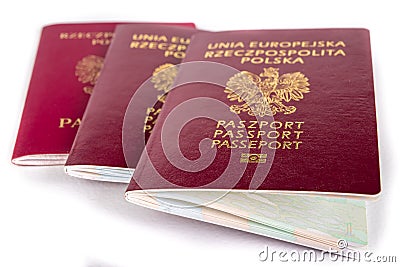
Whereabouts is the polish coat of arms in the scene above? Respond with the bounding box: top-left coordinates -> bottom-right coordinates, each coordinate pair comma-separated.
75,55 -> 104,94
224,67 -> 310,116
150,63 -> 178,93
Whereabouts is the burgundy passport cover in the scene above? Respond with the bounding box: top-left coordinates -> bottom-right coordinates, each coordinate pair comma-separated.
12,22 -> 195,165
128,29 -> 381,196
65,24 -> 199,174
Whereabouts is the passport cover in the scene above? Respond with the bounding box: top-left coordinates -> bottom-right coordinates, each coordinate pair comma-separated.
125,28 -> 379,251
12,22 -> 195,166
65,24 -> 199,182
127,28 -> 381,196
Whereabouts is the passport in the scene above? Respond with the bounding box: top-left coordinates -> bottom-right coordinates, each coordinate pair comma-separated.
12,22 -> 195,166
125,29 -> 380,251
65,24 -> 200,182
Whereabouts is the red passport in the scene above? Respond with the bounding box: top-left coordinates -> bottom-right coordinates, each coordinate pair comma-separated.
12,22 -> 195,166
125,29 -> 380,251
65,24 -> 200,182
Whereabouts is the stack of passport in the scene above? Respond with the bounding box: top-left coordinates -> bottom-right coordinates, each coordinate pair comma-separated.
12,22 -> 381,252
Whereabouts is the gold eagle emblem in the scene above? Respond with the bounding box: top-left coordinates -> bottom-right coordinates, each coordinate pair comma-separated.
150,63 -> 178,93
75,55 -> 104,94
224,67 -> 310,116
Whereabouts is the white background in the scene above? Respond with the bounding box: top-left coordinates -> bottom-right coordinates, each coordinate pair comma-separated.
1,0 -> 399,266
